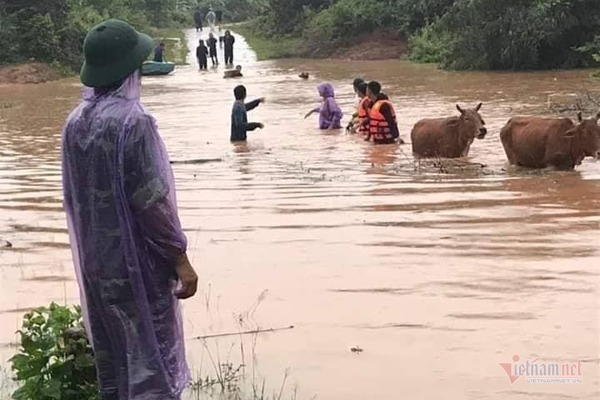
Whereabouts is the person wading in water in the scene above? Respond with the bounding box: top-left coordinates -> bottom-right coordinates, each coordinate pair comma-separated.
207,33 -> 219,66
61,19 -> 198,399
223,30 -> 235,66
193,9 -> 203,32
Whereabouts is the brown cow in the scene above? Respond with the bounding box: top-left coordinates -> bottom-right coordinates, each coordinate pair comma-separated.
411,103 -> 487,158
500,112 -> 600,170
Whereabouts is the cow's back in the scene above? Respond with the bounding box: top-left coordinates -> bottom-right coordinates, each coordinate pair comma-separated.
500,117 -> 574,168
411,117 -> 461,158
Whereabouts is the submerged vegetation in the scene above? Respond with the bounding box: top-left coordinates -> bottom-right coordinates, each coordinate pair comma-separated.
245,0 -> 600,70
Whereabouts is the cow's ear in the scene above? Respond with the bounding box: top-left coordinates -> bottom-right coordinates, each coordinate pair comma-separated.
475,102 -> 482,111
456,105 -> 465,115
577,112 -> 583,123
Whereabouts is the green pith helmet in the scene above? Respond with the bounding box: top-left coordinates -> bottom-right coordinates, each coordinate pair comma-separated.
80,19 -> 154,88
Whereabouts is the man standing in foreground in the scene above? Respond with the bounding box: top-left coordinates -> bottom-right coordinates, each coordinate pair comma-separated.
61,19 -> 198,399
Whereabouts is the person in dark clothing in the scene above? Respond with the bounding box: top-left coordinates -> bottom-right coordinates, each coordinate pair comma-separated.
223,30 -> 235,66
196,39 -> 208,70
193,10 -> 203,32
153,43 -> 165,62
207,33 -> 218,66
364,81 -> 403,144
231,85 -> 265,142
216,10 -> 223,27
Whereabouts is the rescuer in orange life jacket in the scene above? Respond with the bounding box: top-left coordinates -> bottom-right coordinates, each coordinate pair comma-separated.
362,81 -> 404,144
351,82 -> 372,136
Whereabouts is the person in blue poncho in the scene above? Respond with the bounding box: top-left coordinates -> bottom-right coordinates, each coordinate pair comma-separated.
61,19 -> 198,400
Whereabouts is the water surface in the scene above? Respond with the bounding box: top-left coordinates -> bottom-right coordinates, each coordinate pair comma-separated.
0,30 -> 598,399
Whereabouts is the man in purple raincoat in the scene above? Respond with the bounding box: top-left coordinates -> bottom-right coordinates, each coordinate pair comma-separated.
61,20 -> 198,400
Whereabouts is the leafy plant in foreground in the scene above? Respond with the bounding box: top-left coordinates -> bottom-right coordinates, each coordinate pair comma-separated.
10,303 -> 99,400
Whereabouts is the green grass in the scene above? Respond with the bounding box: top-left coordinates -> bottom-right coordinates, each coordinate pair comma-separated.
230,22 -> 305,60
149,27 -> 189,65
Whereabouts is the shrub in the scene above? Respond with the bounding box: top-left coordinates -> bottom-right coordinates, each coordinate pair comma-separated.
409,23 -> 449,64
10,303 -> 99,400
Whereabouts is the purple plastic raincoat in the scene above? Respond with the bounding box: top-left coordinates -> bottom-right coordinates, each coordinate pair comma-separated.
312,83 -> 343,129
61,71 -> 190,400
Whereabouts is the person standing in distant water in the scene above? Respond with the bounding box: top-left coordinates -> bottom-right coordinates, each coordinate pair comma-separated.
231,85 -> 265,142
207,33 -> 218,66
216,10 -> 223,28
153,42 -> 165,62
206,8 -> 216,31
223,30 -> 235,66
196,39 -> 208,70
193,9 -> 203,32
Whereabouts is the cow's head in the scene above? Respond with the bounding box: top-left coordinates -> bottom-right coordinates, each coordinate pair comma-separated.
456,103 -> 487,140
565,111 -> 600,158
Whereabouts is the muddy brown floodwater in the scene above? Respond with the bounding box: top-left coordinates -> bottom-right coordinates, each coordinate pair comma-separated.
0,30 -> 599,399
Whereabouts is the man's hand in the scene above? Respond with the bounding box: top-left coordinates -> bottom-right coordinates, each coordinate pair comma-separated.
174,254 -> 198,300
259,97 -> 266,103
258,123 -> 265,129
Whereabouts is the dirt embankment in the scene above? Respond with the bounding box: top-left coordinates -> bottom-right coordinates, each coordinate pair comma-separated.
0,63 -> 61,85
330,32 -> 408,61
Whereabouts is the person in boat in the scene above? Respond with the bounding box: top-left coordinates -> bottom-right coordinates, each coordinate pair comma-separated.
350,82 -> 372,136
193,9 -> 203,32
223,30 -> 235,66
363,81 -> 403,144
224,65 -> 243,78
231,85 -> 265,142
304,82 -> 343,130
196,39 -> 208,70
61,19 -> 198,400
153,42 -> 165,62
207,33 -> 219,66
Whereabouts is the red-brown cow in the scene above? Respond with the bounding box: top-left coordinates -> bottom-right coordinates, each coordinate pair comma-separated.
411,103 -> 487,158
500,112 -> 600,170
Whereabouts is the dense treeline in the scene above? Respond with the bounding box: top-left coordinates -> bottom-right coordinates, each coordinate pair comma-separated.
252,0 -> 600,70
0,0 -> 215,71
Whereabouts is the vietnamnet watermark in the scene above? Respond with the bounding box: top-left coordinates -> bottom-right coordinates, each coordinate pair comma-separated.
499,355 -> 583,384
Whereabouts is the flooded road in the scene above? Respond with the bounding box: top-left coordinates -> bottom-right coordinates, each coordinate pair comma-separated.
1,29 -> 599,399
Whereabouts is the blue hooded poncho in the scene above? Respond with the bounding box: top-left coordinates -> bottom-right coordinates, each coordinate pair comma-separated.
311,82 -> 343,130
61,71 -> 190,400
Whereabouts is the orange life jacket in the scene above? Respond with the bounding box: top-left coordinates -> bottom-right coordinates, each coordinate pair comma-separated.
357,96 -> 371,135
369,99 -> 398,141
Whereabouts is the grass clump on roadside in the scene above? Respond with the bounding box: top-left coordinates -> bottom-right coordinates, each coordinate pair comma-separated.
10,304 -> 100,400
231,22 -> 305,60
7,296 -> 302,400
